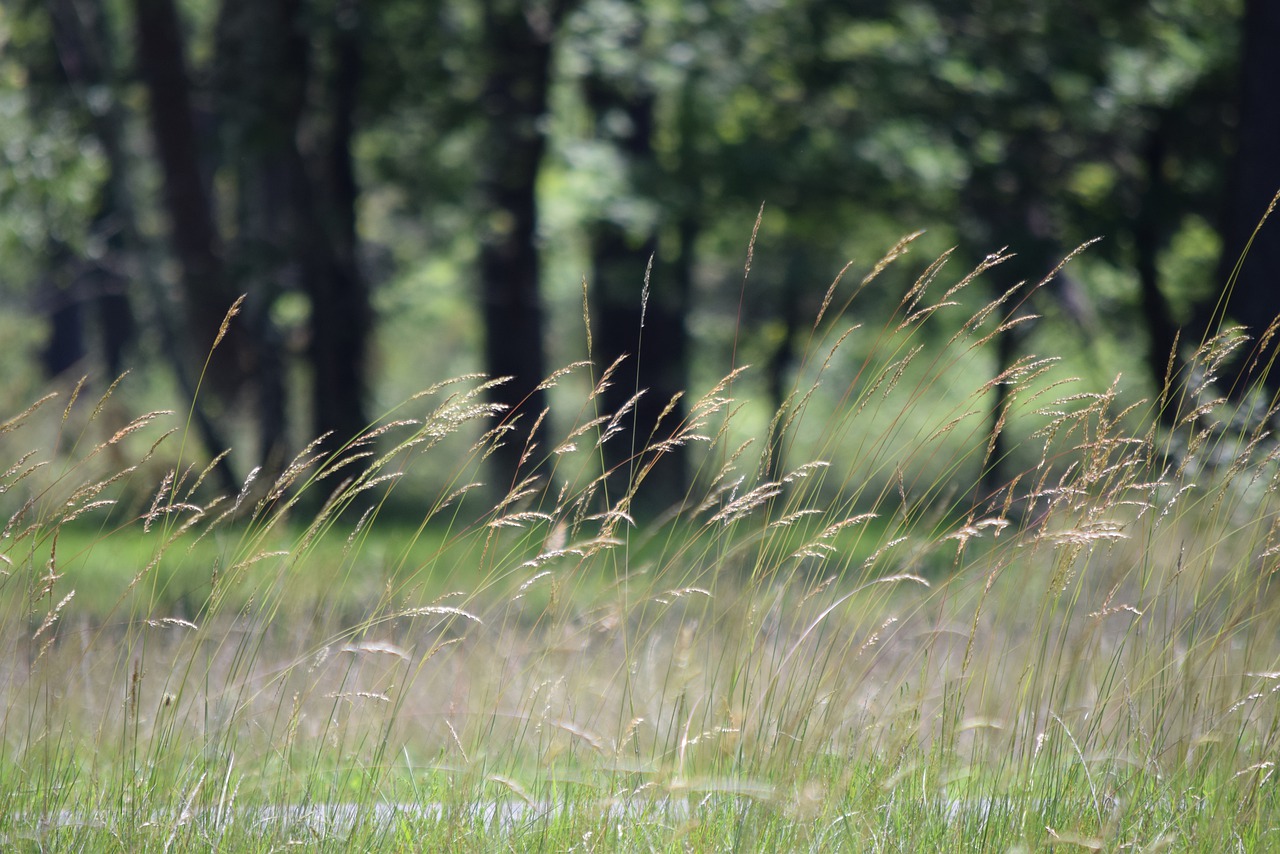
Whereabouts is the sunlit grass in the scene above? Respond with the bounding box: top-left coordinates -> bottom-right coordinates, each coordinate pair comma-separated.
3,238 -> 1280,851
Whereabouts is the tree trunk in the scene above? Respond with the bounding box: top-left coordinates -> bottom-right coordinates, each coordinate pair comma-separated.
212,0 -> 372,467
213,0 -> 316,472
38,243 -> 86,377
1133,116 -> 1180,413
584,74 -> 689,516
1215,0 -> 1280,397
304,0 -> 372,454
132,0 -> 248,387
44,0 -> 135,379
475,0 -> 572,489
51,0 -> 240,494
762,248 -> 809,483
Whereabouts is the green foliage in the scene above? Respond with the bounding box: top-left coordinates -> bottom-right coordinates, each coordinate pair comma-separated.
0,10 -> 108,292
0,0 -> 1255,500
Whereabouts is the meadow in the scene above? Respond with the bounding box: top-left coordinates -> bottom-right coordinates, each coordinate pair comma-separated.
3,237 -> 1280,852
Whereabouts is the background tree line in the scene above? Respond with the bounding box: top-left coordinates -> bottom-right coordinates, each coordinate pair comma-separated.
0,0 -> 1275,511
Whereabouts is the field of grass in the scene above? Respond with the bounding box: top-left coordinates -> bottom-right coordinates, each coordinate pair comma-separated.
4,239 -> 1280,851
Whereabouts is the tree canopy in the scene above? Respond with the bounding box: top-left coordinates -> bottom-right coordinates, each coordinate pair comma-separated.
0,0 -> 1263,510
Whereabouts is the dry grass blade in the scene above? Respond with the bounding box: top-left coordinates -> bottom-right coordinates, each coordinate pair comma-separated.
0,393 -> 58,436
212,294 -> 246,350
5,230 -> 1280,851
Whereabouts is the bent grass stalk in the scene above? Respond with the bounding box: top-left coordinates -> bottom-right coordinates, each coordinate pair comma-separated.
1,241 -> 1279,849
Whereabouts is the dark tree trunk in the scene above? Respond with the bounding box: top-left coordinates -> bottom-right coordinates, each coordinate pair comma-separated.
212,0 -> 371,466
762,249 -> 809,483
304,0 -> 372,453
93,266 -> 134,377
132,0 -> 248,385
980,321 -> 1019,505
42,0 -> 99,378
45,0 -> 243,493
589,224 -> 692,514
1215,0 -> 1280,397
211,0 -> 305,470
132,0 -> 296,492
584,76 -> 690,515
1133,116 -> 1180,413
475,0 -> 573,490
39,244 -> 86,377
45,0 -> 136,379
961,153 -> 1061,507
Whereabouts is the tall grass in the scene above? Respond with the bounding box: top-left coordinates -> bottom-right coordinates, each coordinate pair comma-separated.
3,238 -> 1280,851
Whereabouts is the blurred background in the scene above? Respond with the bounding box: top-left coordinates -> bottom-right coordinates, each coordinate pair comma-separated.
0,0 -> 1275,509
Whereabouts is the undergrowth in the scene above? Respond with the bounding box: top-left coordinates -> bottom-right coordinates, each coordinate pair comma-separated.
3,234 -> 1280,851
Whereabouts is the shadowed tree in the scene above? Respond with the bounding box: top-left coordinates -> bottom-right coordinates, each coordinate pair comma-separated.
574,3 -> 691,516
133,0 -> 373,482
129,0 -> 262,491
475,0 -> 576,489
1214,0 -> 1280,399
212,0 -> 372,466
306,0 -> 374,456
41,0 -> 136,380
132,0 -> 250,387
19,0 -> 238,491
211,0 -> 303,472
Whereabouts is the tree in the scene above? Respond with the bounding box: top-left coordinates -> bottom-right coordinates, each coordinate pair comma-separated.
40,0 -> 135,381
132,0 -> 374,481
474,0 -> 576,489
132,0 -> 248,386
1214,0 -> 1280,398
209,0 -> 303,471
306,0 -> 373,456
811,0 -> 1241,498
211,0 -> 372,465
131,0 -> 274,494
3,0 -> 1250,515
569,0 -> 692,514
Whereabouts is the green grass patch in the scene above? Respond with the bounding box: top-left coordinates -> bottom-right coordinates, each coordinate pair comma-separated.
3,241 -> 1280,850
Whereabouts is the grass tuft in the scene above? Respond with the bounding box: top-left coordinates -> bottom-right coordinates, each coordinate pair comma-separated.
3,239 -> 1280,850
